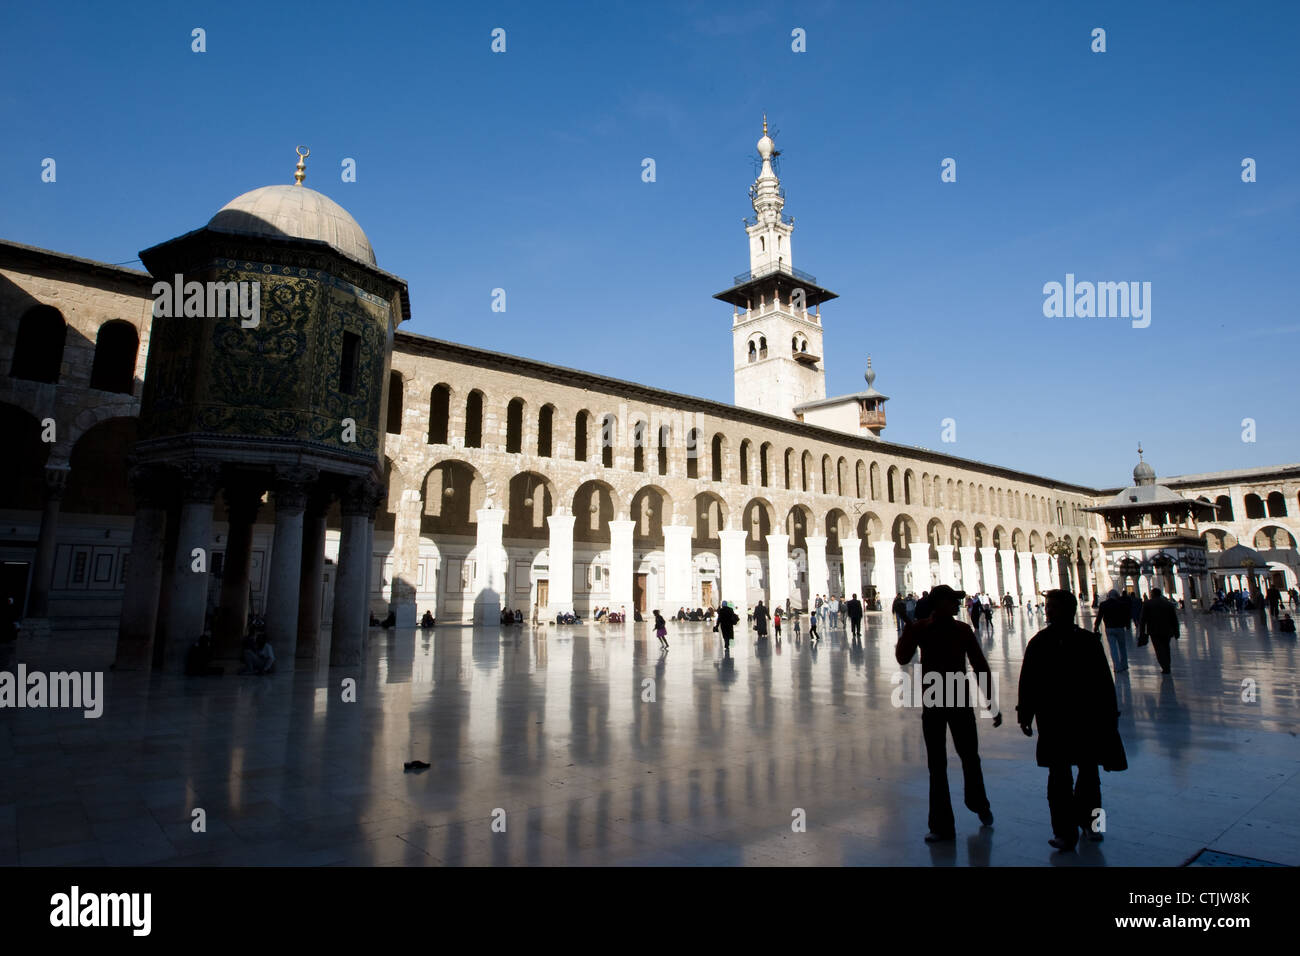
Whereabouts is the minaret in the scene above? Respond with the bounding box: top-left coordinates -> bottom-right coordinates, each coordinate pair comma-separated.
858,356 -> 889,438
716,119 -> 838,420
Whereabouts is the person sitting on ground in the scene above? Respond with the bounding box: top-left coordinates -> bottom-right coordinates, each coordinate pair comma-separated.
420,610 -> 435,628
677,607 -> 687,621
185,631 -> 223,676
380,610 -> 396,629
1279,612 -> 1295,633
500,606 -> 513,625
633,608 -> 643,622
239,632 -> 275,675
514,609 -> 523,624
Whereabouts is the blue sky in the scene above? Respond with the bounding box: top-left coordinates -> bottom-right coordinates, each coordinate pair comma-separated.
2,0 -> 1296,488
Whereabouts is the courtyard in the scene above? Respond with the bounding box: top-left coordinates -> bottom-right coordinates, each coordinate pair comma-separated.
0,608 -> 1296,867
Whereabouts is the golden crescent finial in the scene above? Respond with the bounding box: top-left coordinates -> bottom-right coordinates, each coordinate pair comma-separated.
294,145 -> 310,185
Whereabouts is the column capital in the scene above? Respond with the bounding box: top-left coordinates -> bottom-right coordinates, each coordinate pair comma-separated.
176,461 -> 222,504
718,528 -> 749,542
42,464 -> 72,500
765,533 -> 790,547
340,476 -> 384,517
272,467 -> 319,515
872,540 -> 895,556
546,512 -> 577,532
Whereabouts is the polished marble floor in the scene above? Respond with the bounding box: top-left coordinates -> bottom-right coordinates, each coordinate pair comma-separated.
1,608 -> 1297,866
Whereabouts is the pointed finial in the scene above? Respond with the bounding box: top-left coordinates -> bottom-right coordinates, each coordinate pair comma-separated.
865,355 -> 876,387
763,114 -> 768,136
1137,441 -> 1144,461
294,145 -> 310,185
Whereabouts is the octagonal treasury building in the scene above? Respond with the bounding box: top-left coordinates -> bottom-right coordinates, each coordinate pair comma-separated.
3,135 -> 1298,672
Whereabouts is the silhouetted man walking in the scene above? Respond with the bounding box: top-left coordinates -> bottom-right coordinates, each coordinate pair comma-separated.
1018,589 -> 1126,851
714,601 -> 739,653
1138,587 -> 1179,675
895,584 -> 1001,843
845,593 -> 863,640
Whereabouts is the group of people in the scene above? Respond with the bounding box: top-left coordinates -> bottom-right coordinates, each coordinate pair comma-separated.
673,607 -> 715,622
499,607 -> 524,625
896,585 -> 1127,851
594,607 -> 626,623
1092,588 -> 1183,674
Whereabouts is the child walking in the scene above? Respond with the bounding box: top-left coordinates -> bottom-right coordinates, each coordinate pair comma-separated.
653,609 -> 669,648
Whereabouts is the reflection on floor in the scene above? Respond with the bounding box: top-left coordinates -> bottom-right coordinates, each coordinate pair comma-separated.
1,608 -> 1297,866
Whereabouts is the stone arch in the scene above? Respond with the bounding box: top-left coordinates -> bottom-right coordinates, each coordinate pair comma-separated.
759,441 -> 772,487
1266,491 -> 1288,518
10,304 -> 66,384
537,403 -> 555,458
739,438 -> 752,485
505,396 -> 526,453
821,454 -> 832,494
856,459 -> 867,499
631,484 -> 674,544
836,456 -> 848,497
711,432 -> 728,482
1029,530 -> 1043,551
693,491 -> 728,547
800,450 -> 813,493
857,511 -> 883,545
1250,523 -> 1297,550
88,319 -> 138,395
385,369 -> 405,435
1214,494 -> 1234,521
904,469 -> 916,505
573,478 -> 618,542
67,403 -> 136,449
427,383 -> 452,444
949,520 -> 969,548
61,418 -> 136,516
1201,528 -> 1234,551
825,507 -> 849,553
786,503 -> 814,551
0,403 -> 50,510
783,447 -> 794,490
891,513 -> 921,555
921,472 -> 931,507
871,461 -> 882,500
574,409 -> 593,462
421,459 -> 491,534
685,427 -> 701,477
600,413 -> 618,468
972,522 -> 988,550
464,389 -> 485,448
887,465 -> 899,503
1012,527 -> 1027,551
504,470 -> 557,539
743,497 -> 777,551
992,524 -> 1009,550
632,418 -> 650,473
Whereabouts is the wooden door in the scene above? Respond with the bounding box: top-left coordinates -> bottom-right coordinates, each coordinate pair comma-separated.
701,580 -> 714,608
536,580 -> 549,613
634,574 -> 647,613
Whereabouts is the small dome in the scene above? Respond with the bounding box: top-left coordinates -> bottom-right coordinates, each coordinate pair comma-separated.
1133,459 -> 1156,484
208,184 -> 375,266
757,134 -> 774,159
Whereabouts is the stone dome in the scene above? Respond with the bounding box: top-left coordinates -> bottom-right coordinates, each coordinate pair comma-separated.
1133,459 -> 1156,485
207,184 -> 376,266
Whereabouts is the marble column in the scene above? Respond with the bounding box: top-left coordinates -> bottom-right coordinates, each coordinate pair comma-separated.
388,486 -> 422,626
330,478 -> 380,666
547,512 -> 577,616
935,544 -> 956,587
872,541 -> 897,608
296,487 -> 330,659
1034,553 -> 1052,597
161,463 -> 220,672
766,533 -> 790,610
608,518 -> 634,613
979,547 -> 999,597
27,463 -> 71,618
1016,552 -> 1036,606
718,529 -> 747,609
841,535 -> 863,600
114,465 -> 171,670
999,550 -> 1018,602
265,469 -> 314,654
1049,558 -> 1062,590
959,546 -> 979,595
213,479 -> 262,659
662,524 -> 693,606
473,505 -> 505,627
908,543 -> 932,594
806,536 -> 829,603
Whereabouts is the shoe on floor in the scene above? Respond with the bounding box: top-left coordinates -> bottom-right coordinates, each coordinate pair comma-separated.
924,831 -> 955,843
978,809 -> 994,827
1048,838 -> 1077,851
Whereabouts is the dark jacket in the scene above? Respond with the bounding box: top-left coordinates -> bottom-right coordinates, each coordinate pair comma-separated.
1095,595 -> 1132,629
895,615 -> 992,709
1139,596 -> 1180,641
714,605 -> 739,637
845,598 -> 863,621
1017,623 -> 1126,771
754,603 -> 769,635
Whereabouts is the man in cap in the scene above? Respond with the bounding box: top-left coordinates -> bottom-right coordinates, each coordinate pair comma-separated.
895,584 -> 1002,842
